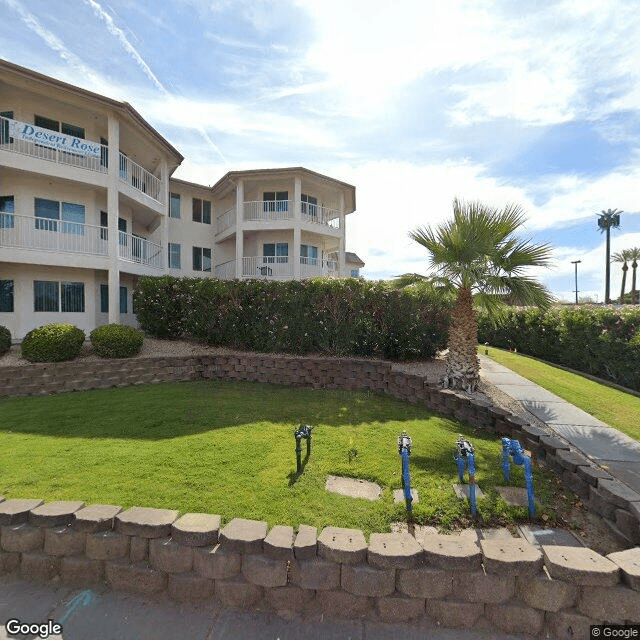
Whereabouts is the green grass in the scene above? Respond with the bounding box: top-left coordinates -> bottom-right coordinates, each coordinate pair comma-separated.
481,346 -> 640,442
0,380 -> 559,535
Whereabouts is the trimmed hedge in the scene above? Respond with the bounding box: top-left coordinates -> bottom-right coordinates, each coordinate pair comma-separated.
0,326 -> 11,355
21,323 -> 85,363
90,324 -> 144,358
133,277 -> 450,361
478,306 -> 640,391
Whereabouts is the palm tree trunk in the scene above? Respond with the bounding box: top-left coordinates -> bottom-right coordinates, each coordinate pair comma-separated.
633,261 -> 638,304
621,263 -> 628,303
444,287 -> 480,392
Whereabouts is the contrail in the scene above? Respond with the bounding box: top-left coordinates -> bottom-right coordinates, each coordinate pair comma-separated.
83,0 -> 228,164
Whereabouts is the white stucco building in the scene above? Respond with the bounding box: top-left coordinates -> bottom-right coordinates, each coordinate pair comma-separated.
0,59 -> 361,339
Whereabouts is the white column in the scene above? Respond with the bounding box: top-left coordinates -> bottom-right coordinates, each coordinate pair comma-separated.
235,180 -> 244,279
293,177 -> 301,221
292,177 -> 302,280
107,113 -> 120,324
338,192 -> 346,277
160,159 -> 169,269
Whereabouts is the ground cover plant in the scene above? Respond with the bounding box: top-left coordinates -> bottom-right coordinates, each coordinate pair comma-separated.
482,346 -> 640,442
0,380 -> 559,534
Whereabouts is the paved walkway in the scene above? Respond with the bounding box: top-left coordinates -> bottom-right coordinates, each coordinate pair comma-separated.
480,355 -> 640,495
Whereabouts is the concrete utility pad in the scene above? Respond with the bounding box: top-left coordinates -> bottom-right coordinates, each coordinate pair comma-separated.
517,524 -> 583,548
495,486 -> 537,508
393,488 -> 419,504
453,484 -> 485,500
520,400 -> 606,427
597,460 -> 640,494
325,475 -> 381,501
550,425 -> 640,463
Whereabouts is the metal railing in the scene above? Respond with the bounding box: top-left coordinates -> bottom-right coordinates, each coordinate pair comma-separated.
118,153 -> 163,204
301,203 -> 341,229
118,231 -> 163,269
300,257 -> 339,278
243,200 -> 293,222
0,212 -> 109,255
1,115 -> 108,173
216,207 -> 236,234
214,260 -> 237,280
243,256 -> 293,278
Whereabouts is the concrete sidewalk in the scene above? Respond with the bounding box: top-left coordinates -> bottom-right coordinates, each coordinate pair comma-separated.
0,574 -> 528,640
480,354 -> 640,495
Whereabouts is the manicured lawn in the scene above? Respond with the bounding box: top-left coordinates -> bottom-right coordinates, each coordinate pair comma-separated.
0,380 -> 558,534
482,346 -> 640,442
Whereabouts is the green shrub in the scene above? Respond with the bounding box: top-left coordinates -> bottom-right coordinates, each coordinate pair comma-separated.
90,324 -> 144,358
0,326 -> 11,355
133,276 -> 450,361
21,323 -> 85,363
479,306 -> 640,390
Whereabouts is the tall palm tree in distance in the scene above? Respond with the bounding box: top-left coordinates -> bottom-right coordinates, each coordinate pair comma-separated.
629,247 -> 640,304
409,198 -> 554,392
612,250 -> 630,303
597,208 -> 622,304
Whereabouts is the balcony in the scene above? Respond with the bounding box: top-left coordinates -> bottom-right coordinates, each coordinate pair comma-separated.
301,203 -> 341,229
0,212 -> 163,270
1,115 -> 107,174
213,256 -> 339,280
118,153 -> 163,205
240,200 -> 340,229
118,231 -> 163,270
216,207 -> 236,235
0,212 -> 108,256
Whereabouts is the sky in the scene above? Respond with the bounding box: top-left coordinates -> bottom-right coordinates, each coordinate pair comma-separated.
2,0 -> 640,301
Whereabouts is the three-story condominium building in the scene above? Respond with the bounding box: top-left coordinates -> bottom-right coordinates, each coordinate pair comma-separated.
0,59 -> 361,339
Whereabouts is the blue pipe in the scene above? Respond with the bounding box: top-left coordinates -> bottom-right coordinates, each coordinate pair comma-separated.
467,451 -> 477,516
401,448 -> 413,513
454,435 -> 477,517
455,456 -> 466,483
501,437 -> 536,518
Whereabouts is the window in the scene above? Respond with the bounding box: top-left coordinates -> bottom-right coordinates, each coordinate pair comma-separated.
120,286 -> 128,314
118,217 -> 127,246
168,243 -> 181,269
100,211 -> 108,240
192,198 -> 211,224
193,246 -> 212,272
0,280 -> 13,313
263,242 -> 288,264
263,191 -> 288,213
300,244 -> 318,264
351,269 -> 360,277
1,111 -> 13,144
34,199 -> 85,234
301,194 -> 318,217
100,137 -> 108,168
34,281 -> 59,312
170,193 -> 181,218
100,284 -> 109,313
61,282 -> 84,312
0,195 -> 14,229
34,115 -> 85,139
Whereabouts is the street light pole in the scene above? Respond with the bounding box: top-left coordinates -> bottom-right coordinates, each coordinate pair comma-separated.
571,260 -> 581,305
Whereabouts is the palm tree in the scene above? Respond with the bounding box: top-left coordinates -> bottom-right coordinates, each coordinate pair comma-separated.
629,247 -> 640,304
409,198 -> 554,392
612,250 -> 630,303
597,209 -> 622,303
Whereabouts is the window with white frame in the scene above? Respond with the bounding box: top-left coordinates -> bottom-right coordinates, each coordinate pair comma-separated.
0,195 -> 14,229
34,199 -> 85,234
192,246 -> 212,272
34,115 -> 85,139
300,244 -> 319,265
168,243 -> 181,269
170,193 -> 181,218
301,194 -> 318,217
192,198 -> 211,224
351,269 -> 360,277
34,281 -> 84,312
263,242 -> 288,263
263,191 -> 288,213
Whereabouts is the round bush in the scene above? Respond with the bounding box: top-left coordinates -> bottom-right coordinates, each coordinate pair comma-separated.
21,323 -> 85,362
0,326 -> 11,355
90,324 -> 144,358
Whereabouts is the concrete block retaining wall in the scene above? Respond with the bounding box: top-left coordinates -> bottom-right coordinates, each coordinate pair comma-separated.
0,353 -> 639,635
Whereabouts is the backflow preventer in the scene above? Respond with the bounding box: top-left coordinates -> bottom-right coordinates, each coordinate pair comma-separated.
454,435 -> 477,516
397,431 -> 413,514
501,437 -> 536,518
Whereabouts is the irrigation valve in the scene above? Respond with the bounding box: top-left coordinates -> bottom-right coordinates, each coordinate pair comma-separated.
397,431 -> 412,456
397,431 -> 414,515
294,424 -> 314,474
501,437 -> 536,519
454,434 -> 478,516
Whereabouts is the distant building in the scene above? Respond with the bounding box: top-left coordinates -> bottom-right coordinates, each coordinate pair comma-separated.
0,59 -> 364,338
345,252 -> 365,278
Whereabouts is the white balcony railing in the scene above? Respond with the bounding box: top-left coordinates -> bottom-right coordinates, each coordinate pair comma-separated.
243,256 -> 293,279
216,207 -> 236,234
0,212 -> 109,256
300,257 -> 339,278
215,260 -> 237,280
301,203 -> 341,229
119,153 -> 163,204
243,200 -> 293,222
118,231 -> 163,269
1,115 -> 108,174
